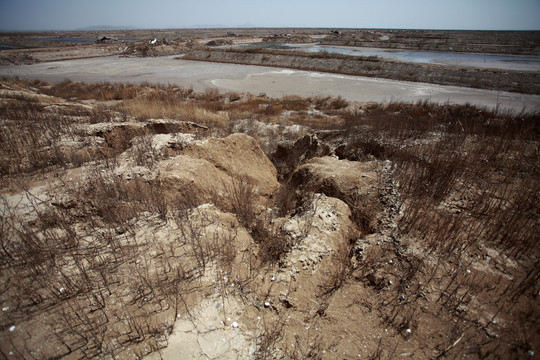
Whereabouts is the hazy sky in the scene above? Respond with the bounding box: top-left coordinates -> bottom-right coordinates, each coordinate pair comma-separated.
0,0 -> 539,31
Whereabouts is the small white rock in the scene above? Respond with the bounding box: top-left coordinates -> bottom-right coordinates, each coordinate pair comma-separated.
405,328 -> 411,334
9,325 -> 15,332
231,322 -> 239,328
264,301 -> 271,308
2,306 -> 9,312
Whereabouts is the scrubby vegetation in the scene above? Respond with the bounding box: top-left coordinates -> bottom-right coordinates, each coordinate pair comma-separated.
0,78 -> 538,359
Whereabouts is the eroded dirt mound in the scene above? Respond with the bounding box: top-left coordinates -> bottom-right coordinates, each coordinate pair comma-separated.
271,133 -> 334,180
292,156 -> 378,199
292,156 -> 382,233
2,79 -> 538,360
184,133 -> 279,197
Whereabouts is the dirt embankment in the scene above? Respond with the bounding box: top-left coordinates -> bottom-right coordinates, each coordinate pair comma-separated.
0,41 -> 189,65
184,49 -> 540,95
322,30 -> 540,56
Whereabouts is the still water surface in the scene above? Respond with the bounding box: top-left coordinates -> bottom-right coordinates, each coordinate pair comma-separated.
237,43 -> 540,72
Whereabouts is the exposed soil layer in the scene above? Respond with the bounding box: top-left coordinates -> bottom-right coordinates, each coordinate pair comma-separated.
184,48 -> 540,95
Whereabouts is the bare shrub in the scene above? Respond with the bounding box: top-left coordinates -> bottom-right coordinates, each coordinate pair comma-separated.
255,316 -> 286,360
319,238 -> 355,297
281,95 -> 309,111
221,175 -> 258,228
132,135 -> 158,168
273,182 -> 298,217
251,215 -> 290,265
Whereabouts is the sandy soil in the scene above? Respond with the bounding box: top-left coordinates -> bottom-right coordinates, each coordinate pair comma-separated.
1,56 -> 538,112
1,78 -> 538,360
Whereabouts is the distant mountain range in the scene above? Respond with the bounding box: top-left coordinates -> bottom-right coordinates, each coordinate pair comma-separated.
76,23 -> 258,31
75,25 -> 137,31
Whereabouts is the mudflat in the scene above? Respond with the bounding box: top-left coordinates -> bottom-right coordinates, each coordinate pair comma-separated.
1,28 -> 539,112
2,56 -> 539,112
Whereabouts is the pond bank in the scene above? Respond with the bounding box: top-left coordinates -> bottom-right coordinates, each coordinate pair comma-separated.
1,56 -> 538,112
184,49 -> 540,95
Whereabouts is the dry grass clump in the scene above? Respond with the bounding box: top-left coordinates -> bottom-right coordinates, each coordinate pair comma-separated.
0,89 -> 105,175
332,100 -> 540,357
0,186 -> 177,358
0,167 -> 242,358
214,175 -> 291,265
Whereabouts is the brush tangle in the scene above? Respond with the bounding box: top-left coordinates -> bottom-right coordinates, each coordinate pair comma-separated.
0,78 -> 538,359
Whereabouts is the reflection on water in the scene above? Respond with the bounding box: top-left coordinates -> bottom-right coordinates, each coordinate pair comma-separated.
0,45 -> 24,50
236,43 -> 540,72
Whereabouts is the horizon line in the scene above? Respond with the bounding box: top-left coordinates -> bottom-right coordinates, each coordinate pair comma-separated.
1,26 -> 540,33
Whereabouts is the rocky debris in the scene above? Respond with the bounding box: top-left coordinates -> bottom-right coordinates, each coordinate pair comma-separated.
151,133 -> 195,151
147,38 -> 174,46
231,119 -> 308,155
376,160 -> 402,239
321,29 -> 540,56
279,194 -> 353,279
206,39 -> 233,47
232,119 -> 307,139
119,40 -> 187,57
81,119 -> 205,152
271,134 -> 333,180
263,193 -> 356,320
95,129 -> 197,181
96,36 -> 118,43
